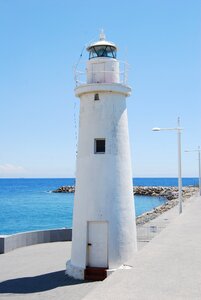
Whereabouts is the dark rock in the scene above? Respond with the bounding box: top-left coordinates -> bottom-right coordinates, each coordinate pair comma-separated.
52,186 -> 75,193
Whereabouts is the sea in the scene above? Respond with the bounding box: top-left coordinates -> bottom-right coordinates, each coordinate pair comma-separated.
0,178 -> 198,235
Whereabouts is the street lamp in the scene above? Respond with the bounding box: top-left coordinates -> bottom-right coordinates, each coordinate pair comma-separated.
152,117 -> 183,214
185,146 -> 201,196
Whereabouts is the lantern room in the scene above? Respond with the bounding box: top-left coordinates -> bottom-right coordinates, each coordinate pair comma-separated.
86,31 -> 120,84
87,30 -> 117,60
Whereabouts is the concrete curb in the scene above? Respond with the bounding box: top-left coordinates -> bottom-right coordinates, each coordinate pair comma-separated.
0,228 -> 72,254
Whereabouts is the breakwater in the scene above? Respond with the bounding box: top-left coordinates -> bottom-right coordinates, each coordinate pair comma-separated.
135,186 -> 198,225
52,185 -> 196,200
52,186 -> 198,225
53,186 -> 75,193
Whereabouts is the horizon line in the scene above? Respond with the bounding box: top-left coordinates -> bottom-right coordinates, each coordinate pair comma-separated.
0,177 -> 199,180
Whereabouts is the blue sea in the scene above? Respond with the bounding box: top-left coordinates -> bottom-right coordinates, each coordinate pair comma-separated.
0,178 -> 198,235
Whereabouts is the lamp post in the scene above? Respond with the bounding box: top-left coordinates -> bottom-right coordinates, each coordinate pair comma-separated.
185,146 -> 201,196
152,117 -> 183,214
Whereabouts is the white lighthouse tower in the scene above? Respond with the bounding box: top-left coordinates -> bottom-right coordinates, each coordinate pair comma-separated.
66,32 -> 137,280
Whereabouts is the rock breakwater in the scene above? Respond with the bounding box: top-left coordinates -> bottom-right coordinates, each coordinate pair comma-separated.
136,186 -> 198,225
52,185 -> 198,224
52,185 -> 197,200
135,186 -> 178,200
52,186 -> 75,193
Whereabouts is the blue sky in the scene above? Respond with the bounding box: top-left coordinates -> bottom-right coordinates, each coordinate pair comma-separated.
0,0 -> 200,178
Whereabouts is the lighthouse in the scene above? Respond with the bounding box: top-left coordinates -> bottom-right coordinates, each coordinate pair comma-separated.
66,32 -> 137,280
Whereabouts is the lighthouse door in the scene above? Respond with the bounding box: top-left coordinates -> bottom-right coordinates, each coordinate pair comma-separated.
87,221 -> 108,268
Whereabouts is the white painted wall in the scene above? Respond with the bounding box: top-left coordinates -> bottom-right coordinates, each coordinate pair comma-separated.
69,87 -> 137,274
87,57 -> 119,84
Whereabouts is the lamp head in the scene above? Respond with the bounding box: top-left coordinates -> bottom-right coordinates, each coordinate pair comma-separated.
152,127 -> 161,131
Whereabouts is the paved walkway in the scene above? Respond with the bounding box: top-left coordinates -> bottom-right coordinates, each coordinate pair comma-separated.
0,242 -> 98,300
84,195 -> 201,299
0,195 -> 200,299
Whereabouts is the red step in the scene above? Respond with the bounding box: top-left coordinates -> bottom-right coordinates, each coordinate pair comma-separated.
84,267 -> 107,281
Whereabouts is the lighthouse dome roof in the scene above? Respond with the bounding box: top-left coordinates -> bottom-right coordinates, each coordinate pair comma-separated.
86,31 -> 117,51
86,31 -> 117,59
86,39 -> 117,51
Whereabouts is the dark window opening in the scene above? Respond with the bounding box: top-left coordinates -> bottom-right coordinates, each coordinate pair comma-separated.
94,93 -> 99,101
95,139 -> 105,154
89,46 -> 117,60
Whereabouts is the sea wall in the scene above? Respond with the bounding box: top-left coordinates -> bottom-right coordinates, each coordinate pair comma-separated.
134,186 -> 196,200
53,186 -> 75,193
52,185 -> 197,200
0,228 -> 72,254
52,185 -> 198,226
136,186 -> 198,225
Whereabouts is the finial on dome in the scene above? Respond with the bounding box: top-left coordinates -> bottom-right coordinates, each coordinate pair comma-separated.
99,29 -> 106,41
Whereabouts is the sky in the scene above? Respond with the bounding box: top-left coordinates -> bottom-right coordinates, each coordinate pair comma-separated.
0,0 -> 201,178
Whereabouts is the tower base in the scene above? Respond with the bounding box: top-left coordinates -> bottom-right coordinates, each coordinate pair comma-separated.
66,260 -> 85,280
84,267 -> 107,281
66,260 -> 130,281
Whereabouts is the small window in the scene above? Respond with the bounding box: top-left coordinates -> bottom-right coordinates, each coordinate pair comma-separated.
95,139 -> 105,154
94,93 -> 99,101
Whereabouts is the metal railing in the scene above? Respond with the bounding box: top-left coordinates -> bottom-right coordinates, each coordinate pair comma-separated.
137,225 -> 166,243
136,223 -> 167,251
74,61 -> 129,87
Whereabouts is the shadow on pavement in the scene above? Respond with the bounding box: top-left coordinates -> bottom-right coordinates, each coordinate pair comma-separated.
0,270 -> 85,294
